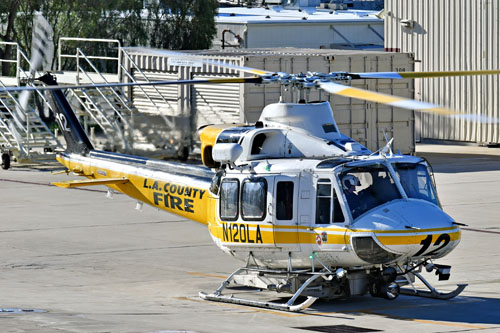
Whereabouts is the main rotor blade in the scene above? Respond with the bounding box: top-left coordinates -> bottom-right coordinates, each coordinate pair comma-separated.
353,69 -> 500,80
319,81 -> 453,114
0,77 -> 262,93
127,47 -> 273,76
319,81 -> 500,123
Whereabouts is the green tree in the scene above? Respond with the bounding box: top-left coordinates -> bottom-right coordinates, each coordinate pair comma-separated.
146,0 -> 218,50
0,0 -> 21,76
0,0 -> 218,74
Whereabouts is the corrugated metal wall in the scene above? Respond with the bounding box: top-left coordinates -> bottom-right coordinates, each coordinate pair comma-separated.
385,0 -> 500,144
327,53 -> 415,153
191,76 -> 241,128
124,49 -> 415,153
132,71 -> 179,115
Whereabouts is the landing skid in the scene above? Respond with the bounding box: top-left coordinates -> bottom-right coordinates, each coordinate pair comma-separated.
199,291 -> 317,312
400,271 -> 467,300
199,267 -> 319,312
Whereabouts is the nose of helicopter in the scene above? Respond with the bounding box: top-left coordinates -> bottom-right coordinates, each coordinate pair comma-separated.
350,199 -> 461,263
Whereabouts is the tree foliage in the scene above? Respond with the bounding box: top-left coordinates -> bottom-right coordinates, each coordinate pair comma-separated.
146,0 -> 218,50
0,0 -> 218,74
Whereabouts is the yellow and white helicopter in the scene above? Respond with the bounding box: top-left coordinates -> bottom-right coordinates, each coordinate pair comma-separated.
3,53 -> 500,312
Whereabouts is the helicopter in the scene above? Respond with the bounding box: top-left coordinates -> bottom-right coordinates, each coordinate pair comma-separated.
2,51 -> 500,312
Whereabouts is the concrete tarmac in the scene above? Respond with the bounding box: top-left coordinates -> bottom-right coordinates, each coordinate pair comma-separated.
0,144 -> 499,332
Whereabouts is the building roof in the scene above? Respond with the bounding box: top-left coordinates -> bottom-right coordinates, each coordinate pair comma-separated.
216,6 -> 382,24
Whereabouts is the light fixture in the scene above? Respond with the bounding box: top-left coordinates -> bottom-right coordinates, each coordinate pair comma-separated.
221,29 -> 242,49
400,19 -> 414,29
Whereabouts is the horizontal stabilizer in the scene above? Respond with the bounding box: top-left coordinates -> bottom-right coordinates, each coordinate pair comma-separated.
52,177 -> 129,188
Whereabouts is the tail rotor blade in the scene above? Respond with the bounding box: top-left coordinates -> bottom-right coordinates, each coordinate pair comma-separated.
15,15 -> 55,126
31,14 -> 54,73
15,90 -> 29,123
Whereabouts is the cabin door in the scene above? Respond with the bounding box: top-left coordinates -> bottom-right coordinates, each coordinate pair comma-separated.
272,175 -> 300,251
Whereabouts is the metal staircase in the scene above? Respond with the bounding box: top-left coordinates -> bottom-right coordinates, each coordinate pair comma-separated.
0,38 -> 191,168
119,49 -> 189,157
63,45 -> 186,157
0,43 -> 63,166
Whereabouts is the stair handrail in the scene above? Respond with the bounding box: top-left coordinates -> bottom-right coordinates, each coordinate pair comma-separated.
76,49 -> 131,124
65,88 -> 118,140
58,37 -> 122,78
120,49 -> 178,117
76,88 -> 129,150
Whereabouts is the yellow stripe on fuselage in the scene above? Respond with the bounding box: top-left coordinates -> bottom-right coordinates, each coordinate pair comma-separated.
210,221 -> 460,247
377,230 -> 461,246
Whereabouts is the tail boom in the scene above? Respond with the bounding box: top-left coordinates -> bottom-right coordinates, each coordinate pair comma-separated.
38,73 -> 94,155
55,151 -> 213,225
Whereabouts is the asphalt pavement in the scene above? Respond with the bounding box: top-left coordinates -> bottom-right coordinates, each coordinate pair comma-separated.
0,144 -> 499,332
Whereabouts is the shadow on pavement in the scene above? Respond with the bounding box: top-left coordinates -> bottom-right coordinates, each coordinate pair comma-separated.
416,152 -> 500,173
309,294 -> 500,326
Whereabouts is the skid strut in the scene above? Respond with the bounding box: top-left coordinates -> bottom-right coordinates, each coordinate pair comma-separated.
400,272 -> 467,300
199,267 -> 319,312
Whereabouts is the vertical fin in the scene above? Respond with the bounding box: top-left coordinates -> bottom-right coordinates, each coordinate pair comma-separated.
37,73 -> 94,155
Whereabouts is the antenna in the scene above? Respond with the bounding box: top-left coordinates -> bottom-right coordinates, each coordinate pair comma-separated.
379,136 -> 394,157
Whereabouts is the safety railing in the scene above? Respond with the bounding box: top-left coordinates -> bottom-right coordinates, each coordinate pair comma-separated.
0,42 -> 21,85
70,47 -> 134,150
120,49 -> 176,128
1,37 -> 188,159
58,37 -> 122,81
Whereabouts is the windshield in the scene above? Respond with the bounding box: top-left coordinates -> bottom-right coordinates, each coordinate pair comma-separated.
339,164 -> 402,219
392,162 -> 439,206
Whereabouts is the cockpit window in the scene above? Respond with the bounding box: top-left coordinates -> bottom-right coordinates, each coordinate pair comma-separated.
339,165 -> 402,219
241,178 -> 267,221
220,179 -> 239,221
392,162 -> 439,206
315,178 -> 344,224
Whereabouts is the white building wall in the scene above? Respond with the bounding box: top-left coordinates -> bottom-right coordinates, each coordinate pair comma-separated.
385,0 -> 500,144
246,22 -> 384,49
214,22 -> 384,49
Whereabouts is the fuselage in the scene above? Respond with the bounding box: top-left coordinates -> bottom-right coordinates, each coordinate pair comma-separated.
57,150 -> 461,270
